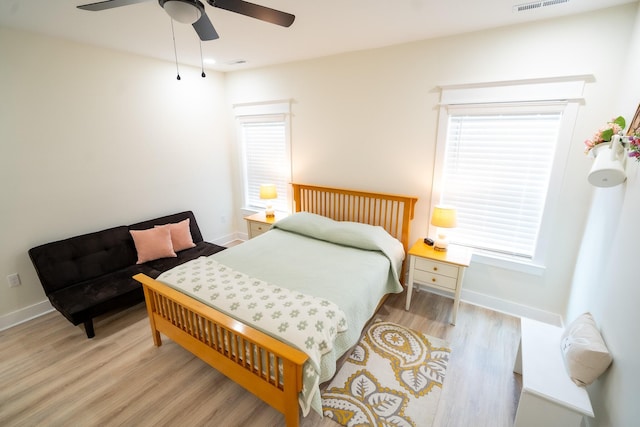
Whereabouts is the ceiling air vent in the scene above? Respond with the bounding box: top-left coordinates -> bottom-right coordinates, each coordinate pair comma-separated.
513,0 -> 569,13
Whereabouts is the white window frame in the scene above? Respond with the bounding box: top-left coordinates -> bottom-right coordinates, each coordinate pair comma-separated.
433,76 -> 590,274
234,100 -> 292,213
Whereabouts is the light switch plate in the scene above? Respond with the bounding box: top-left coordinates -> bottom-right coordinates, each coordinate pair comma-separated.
7,273 -> 21,288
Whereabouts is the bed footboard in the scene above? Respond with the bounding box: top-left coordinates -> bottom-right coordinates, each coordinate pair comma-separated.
133,273 -> 308,427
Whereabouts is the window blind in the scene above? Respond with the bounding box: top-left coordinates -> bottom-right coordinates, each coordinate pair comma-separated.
441,112 -> 562,258
241,120 -> 289,212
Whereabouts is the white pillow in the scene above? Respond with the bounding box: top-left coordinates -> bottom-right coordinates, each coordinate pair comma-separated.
560,312 -> 612,386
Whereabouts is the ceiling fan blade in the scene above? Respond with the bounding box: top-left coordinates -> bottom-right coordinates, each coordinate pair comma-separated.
77,0 -> 151,11
193,13 -> 220,41
208,0 -> 295,27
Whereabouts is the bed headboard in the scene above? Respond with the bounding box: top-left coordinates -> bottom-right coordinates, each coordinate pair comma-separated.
291,183 -> 418,253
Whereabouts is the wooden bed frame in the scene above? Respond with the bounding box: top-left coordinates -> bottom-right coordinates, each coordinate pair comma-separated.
133,183 -> 417,426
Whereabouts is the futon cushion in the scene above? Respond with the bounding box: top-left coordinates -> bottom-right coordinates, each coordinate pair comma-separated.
145,241 -> 227,272
130,211 -> 204,244
28,226 -> 138,295
130,226 -> 177,264
560,312 -> 613,386
46,264 -> 153,324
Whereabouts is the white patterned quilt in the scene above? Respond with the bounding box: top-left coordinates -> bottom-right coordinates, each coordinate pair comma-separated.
157,256 -> 348,415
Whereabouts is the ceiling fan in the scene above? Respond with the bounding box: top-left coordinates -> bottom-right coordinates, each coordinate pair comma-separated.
77,0 -> 296,41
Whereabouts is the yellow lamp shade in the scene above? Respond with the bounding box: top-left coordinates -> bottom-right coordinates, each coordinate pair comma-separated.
259,184 -> 278,200
430,205 -> 457,252
431,206 -> 457,228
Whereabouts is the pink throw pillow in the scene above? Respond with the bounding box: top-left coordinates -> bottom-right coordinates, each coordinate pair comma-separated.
130,226 -> 177,264
156,218 -> 196,252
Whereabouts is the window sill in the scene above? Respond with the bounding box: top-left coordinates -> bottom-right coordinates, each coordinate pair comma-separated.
470,251 -> 546,276
241,207 -> 260,216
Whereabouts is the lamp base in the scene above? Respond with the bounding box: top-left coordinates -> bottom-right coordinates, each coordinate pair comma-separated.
433,234 -> 448,251
265,206 -> 275,218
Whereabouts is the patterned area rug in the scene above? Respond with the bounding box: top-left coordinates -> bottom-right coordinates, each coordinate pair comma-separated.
321,321 -> 451,427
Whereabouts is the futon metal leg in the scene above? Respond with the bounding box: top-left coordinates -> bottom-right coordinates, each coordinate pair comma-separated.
84,319 -> 95,338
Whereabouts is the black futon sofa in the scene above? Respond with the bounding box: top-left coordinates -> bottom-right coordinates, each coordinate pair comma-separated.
28,211 -> 225,338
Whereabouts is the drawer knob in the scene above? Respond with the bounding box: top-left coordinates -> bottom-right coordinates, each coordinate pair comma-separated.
433,267 -> 438,271
432,278 -> 436,282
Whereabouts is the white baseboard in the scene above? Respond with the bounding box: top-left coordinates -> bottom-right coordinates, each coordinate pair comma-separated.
0,299 -> 54,332
463,289 -> 563,325
415,284 -> 563,326
212,232 -> 245,246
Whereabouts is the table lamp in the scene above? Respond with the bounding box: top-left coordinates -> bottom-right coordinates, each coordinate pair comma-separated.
430,205 -> 457,251
259,184 -> 277,218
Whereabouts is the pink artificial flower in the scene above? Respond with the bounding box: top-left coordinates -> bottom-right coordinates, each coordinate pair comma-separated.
584,116 -> 628,156
628,136 -> 640,160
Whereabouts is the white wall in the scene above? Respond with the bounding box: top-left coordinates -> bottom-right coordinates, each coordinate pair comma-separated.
0,27 -> 235,323
225,4 -> 638,320
565,3 -> 640,426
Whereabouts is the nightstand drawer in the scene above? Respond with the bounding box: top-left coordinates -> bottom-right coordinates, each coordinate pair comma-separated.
245,212 -> 289,239
413,269 -> 458,291
249,222 -> 271,237
414,257 -> 459,279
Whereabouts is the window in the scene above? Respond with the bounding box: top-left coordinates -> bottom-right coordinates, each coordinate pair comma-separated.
234,102 -> 291,213
440,108 -> 561,258
433,77 -> 588,271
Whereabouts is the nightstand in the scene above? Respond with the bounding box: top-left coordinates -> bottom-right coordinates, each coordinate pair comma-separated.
405,238 -> 471,325
244,212 -> 288,239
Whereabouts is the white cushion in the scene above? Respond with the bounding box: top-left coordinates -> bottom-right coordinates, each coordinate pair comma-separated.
560,312 -> 612,386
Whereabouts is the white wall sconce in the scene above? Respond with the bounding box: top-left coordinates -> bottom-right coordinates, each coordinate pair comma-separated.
588,134 -> 629,188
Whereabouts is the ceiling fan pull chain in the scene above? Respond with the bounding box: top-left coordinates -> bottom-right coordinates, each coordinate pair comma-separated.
199,40 -> 206,78
170,18 -> 181,80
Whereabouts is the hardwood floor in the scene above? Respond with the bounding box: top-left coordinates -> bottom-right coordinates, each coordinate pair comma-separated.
0,289 -> 521,427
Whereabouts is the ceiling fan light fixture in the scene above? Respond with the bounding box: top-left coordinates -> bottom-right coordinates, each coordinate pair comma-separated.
162,0 -> 203,24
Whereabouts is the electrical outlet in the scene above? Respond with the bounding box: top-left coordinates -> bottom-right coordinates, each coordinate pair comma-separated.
7,273 -> 21,288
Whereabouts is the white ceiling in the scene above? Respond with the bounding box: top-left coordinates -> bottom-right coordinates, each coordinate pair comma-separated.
0,0 -> 636,72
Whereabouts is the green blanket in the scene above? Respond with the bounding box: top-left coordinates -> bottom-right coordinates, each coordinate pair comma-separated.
157,257 -> 348,417
209,212 -> 405,416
